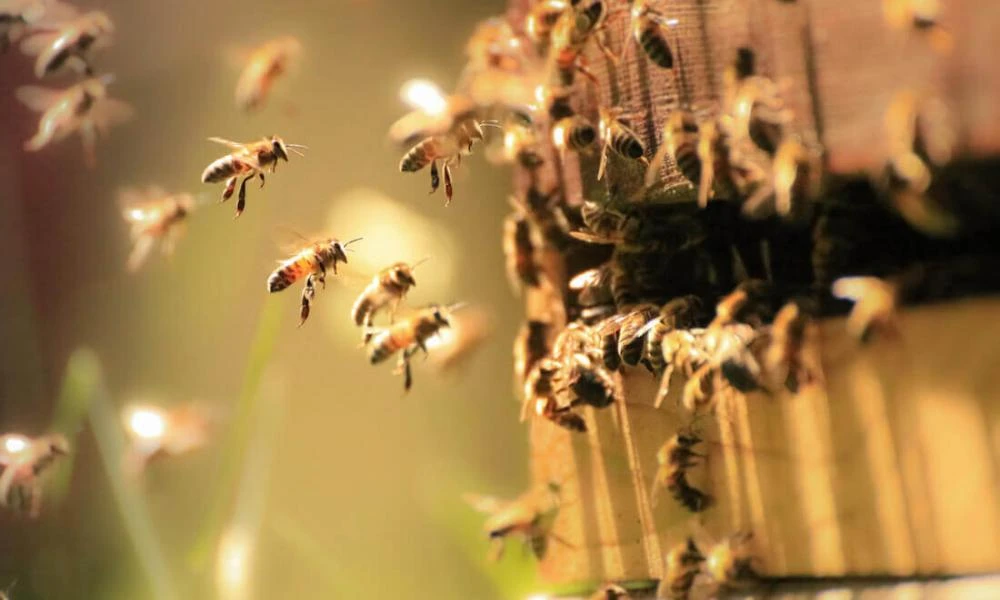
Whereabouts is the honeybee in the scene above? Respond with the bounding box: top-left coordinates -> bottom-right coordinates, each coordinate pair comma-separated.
463,482 -> 567,561
235,36 -> 302,112
623,0 -> 677,69
570,263 -> 615,322
502,118 -> 544,169
656,538 -> 705,600
200,135 -> 306,218
563,352 -> 617,410
549,0 -> 614,85
268,235 -> 362,327
504,209 -> 541,294
552,321 -> 602,363
615,303 -> 659,367
514,320 -> 550,387
710,279 -> 775,329
17,74 -> 133,166
764,301 -> 821,393
20,9 -> 113,78
525,0 -> 569,50
0,433 -> 69,518
705,532 -> 758,590
645,295 -> 705,374
119,186 -> 196,273
594,314 -> 623,371
121,403 -> 212,475
598,107 -> 649,181
516,188 -> 571,249
655,328 -> 707,408
524,359 -> 588,432
651,429 -> 710,511
351,260 -> 423,342
368,304 -> 460,391
590,583 -> 631,600
646,109 -> 700,189
762,136 -> 821,218
831,276 -> 899,342
0,0 -> 74,52
552,114 -> 597,156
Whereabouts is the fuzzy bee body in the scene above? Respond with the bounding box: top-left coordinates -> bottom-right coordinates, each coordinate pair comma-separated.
201,135 -> 302,217
629,0 -> 675,69
651,430 -> 710,511
525,0 -> 568,49
268,237 -> 357,326
399,119 -> 487,205
706,532 -> 758,589
351,262 -> 418,340
504,211 -> 540,292
21,11 -> 113,78
646,295 -> 704,373
566,353 -> 617,409
617,303 -> 659,367
236,36 -> 301,112
598,108 -> 648,180
368,305 -> 453,390
514,320 -> 551,388
465,484 -> 563,562
553,115 -> 597,153
658,538 -> 705,600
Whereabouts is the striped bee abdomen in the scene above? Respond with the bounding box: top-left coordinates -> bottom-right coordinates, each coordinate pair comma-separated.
351,292 -> 376,326
268,256 -> 310,292
639,26 -> 673,68
611,129 -> 645,160
201,156 -> 253,183
399,138 -> 440,172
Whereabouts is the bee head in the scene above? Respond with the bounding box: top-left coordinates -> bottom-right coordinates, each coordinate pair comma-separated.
390,263 -> 417,287
432,306 -> 451,327
330,241 -> 349,265
47,434 -> 70,456
270,136 -> 290,162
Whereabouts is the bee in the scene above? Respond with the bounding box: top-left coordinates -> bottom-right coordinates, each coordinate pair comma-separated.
425,305 -> 492,373
656,538 -> 705,600
655,328 -> 707,408
645,295 -> 705,374
525,0 -> 569,50
502,119 -> 544,169
1,0 -> 74,52
121,403 -> 212,475
200,135 -> 306,218
548,0 -> 613,86
831,276 -> 899,342
517,189 -> 571,249
368,304 -> 460,391
590,583 -> 631,600
598,107 -> 649,180
623,0 -> 677,69
17,74 -> 133,167
552,114 -> 597,156
594,313 -> 623,371
710,279 -> 775,329
514,320 -> 550,388
646,109 -> 700,189
268,235 -> 362,327
119,186 -> 196,273
552,321 -> 602,363
0,433 -> 69,518
563,352 -> 617,410
463,482 -> 567,561
19,9 -> 113,78
757,136 -> 821,218
351,260 -> 422,342
615,303 -> 659,367
234,36 -> 302,112
399,118 -> 495,206
526,360 -> 588,433
705,532 -> 758,589
504,209 -> 541,294
651,429 -> 710,512
764,301 -> 820,393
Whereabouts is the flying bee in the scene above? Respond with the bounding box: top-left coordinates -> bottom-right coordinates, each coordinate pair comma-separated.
368,304 -> 460,391
200,135 -> 306,218
726,72 -> 792,155
552,114 -> 597,157
425,305 -> 492,373
563,352 -> 617,410
623,0 -> 677,69
525,0 -> 569,50
765,301 -> 821,393
646,109 -> 700,189
657,538 -> 705,600
514,320 -> 551,388
20,9 -> 113,78
645,295 -> 705,374
399,118 -> 495,206
651,429 -> 709,512
590,583 -> 631,600
119,186 -> 196,273
0,433 -> 69,518
234,36 -> 302,112
705,532 -> 758,590
518,188 -> 572,249
268,235 -> 362,327
121,403 -> 212,475
831,276 -> 899,342
598,107 -> 649,180
463,482 -> 567,561
1,0 -> 75,52
504,209 -> 541,294
17,74 -> 133,167
351,260 -> 424,342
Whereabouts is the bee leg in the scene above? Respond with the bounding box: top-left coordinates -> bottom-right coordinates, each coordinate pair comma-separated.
298,275 -> 316,327
258,171 -> 266,188
443,163 -> 454,206
429,160 -> 440,194
595,29 -> 617,66
575,57 -> 599,85
235,175 -> 253,218
222,176 -> 237,201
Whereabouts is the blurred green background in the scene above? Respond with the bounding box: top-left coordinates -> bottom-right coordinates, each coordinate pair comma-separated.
0,0 -> 537,598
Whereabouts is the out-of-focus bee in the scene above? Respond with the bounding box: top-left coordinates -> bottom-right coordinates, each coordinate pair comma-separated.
883,0 -> 952,53
200,135 -> 306,218
563,352 -> 617,410
463,482 -> 567,561
17,74 -> 133,166
598,107 -> 649,180
710,279 -> 775,329
502,118 -> 544,169
524,358 -> 588,432
119,186 -> 196,273
656,538 -> 705,600
623,0 -> 677,69
645,295 -> 705,374
234,36 -> 302,112
646,109 -> 700,189
368,304 -> 460,391
655,328 -> 706,407
548,0 -> 613,86
525,0 -> 569,50
518,188 -> 571,249
351,260 -> 423,341
268,235 -> 362,326
504,209 -> 541,294
425,305 -> 492,373
552,114 -> 597,158
20,9 -> 113,78
764,301 -> 821,393
761,136 -> 821,218
514,320 -> 551,388
0,0 -> 74,52
121,403 -> 212,475
552,321 -> 602,363
590,583 -> 631,600
651,428 -> 710,511
696,322 -> 762,395
705,532 -> 758,590
725,68 -> 792,156
831,276 -> 899,342
0,433 -> 69,518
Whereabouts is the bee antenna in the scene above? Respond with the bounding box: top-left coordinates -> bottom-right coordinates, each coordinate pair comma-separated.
446,301 -> 468,313
342,237 -> 363,251
286,143 -> 308,157
411,256 -> 431,269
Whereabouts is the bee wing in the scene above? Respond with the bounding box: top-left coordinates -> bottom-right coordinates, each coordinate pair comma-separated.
272,225 -> 319,254
595,314 -> 630,335
126,235 -> 156,273
568,230 -> 616,245
568,265 -> 610,290
206,136 -> 249,151
15,84 -> 62,112
90,97 -> 134,135
388,110 -> 454,147
462,492 -> 506,515
18,30 -> 59,57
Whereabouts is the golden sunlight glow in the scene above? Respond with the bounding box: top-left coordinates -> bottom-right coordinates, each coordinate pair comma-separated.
3,435 -> 29,454
552,123 -> 567,149
525,595 -> 550,600
216,527 -> 253,600
125,405 -> 167,440
401,79 -> 447,116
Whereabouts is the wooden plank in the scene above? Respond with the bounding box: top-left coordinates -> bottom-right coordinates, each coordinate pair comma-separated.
532,297 -> 1000,583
